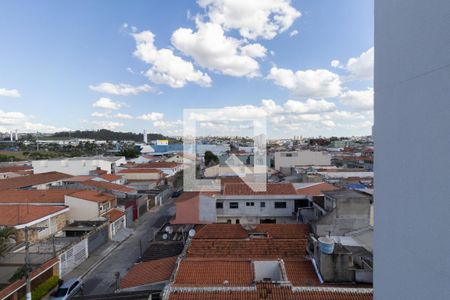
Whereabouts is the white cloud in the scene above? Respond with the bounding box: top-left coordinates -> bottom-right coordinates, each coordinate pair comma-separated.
23,122 -> 70,133
172,22 -> 264,77
333,47 -> 374,80
92,97 -> 123,110
0,110 -> 28,125
115,113 -> 134,119
339,88 -> 373,111
0,110 -> 69,133
91,111 -> 111,118
0,88 -> 21,98
321,120 -> 336,128
284,98 -> 336,114
197,0 -> 301,40
138,112 -> 164,121
267,67 -> 342,98
289,29 -> 299,37
153,119 -> 182,129
132,30 -> 212,88
89,83 -> 155,95
92,121 -> 124,130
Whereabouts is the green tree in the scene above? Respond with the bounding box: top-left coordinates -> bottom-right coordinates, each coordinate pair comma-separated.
0,227 -> 16,257
204,151 -> 219,167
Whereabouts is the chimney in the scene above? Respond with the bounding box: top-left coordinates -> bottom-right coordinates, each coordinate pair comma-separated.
9,131 -> 13,141
15,130 -> 18,141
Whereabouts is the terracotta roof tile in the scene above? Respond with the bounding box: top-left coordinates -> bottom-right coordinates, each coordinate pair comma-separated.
284,260 -> 321,286
62,175 -> 93,182
296,182 -> 338,196
120,256 -> 177,289
223,183 -> 297,196
174,259 -> 253,286
80,180 -> 136,193
133,162 -> 180,168
0,172 -> 72,190
0,205 -> 67,226
69,190 -> 115,203
99,174 -> 122,181
0,165 -> 32,173
118,168 -> 162,174
102,208 -> 125,222
188,239 -> 308,259
254,224 -> 310,239
0,189 -> 82,204
194,224 -> 248,239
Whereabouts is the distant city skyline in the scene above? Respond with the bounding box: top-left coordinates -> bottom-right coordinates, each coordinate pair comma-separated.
0,0 -> 373,138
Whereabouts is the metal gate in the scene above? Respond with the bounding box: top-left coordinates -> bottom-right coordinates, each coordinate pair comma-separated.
87,225 -> 108,254
59,239 -> 88,277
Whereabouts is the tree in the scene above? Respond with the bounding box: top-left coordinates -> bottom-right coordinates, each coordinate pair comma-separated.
119,148 -> 141,159
0,227 -> 16,257
204,151 -> 219,167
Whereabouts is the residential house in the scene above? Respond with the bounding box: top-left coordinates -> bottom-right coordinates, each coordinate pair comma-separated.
0,165 -> 32,180
64,190 -> 117,221
0,171 -> 72,191
274,150 -> 331,173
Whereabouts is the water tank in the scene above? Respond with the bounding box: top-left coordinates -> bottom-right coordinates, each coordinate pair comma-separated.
318,237 -> 335,254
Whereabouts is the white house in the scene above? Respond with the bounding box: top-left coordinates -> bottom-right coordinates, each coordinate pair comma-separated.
274,150 -> 331,171
32,156 -> 126,176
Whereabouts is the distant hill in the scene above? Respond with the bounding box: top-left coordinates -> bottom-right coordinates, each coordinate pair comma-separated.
49,129 -> 180,143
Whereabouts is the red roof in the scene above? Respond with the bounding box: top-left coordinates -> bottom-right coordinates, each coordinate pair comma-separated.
63,175 -> 94,182
80,180 -> 136,193
69,190 -> 115,203
0,165 -> 32,173
254,224 -> 310,239
284,259 -> 321,286
99,174 -> 122,181
133,162 -> 180,168
188,238 -> 307,260
0,172 -> 72,190
102,208 -> 125,222
120,256 -> 177,289
194,224 -> 248,239
118,168 -> 162,174
223,183 -> 297,196
174,259 -> 253,286
169,283 -> 373,300
0,205 -> 67,226
296,182 -> 338,196
0,189 -> 82,204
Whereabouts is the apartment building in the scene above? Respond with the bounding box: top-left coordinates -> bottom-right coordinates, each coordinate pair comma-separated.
274,150 -> 331,172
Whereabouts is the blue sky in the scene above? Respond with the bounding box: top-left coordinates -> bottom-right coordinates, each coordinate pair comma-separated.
0,0 -> 373,138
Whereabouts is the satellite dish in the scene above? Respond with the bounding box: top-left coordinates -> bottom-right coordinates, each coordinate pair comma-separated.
165,226 -> 173,234
162,233 -> 168,240
188,229 -> 196,238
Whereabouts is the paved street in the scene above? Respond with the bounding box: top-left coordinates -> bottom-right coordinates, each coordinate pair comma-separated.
78,199 -> 176,295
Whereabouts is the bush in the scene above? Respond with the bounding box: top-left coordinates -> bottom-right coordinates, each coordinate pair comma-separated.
20,276 -> 59,300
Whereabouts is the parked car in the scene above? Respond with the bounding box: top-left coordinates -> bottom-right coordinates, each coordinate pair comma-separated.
50,278 -> 83,300
171,190 -> 182,198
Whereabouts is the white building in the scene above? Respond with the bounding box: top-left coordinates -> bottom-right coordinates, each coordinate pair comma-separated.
32,156 -> 126,176
274,150 -> 331,171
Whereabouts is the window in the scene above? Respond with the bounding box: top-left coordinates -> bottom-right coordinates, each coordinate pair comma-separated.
246,202 -> 255,206
236,219 -> 240,224
260,202 -> 266,208
227,219 -> 231,224
229,202 -> 239,209
274,202 -> 287,208
216,202 -> 223,209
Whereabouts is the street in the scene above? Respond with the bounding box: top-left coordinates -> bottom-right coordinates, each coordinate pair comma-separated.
80,199 -> 176,295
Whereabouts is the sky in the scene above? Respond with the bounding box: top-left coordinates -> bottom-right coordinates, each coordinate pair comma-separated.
0,0 -> 373,138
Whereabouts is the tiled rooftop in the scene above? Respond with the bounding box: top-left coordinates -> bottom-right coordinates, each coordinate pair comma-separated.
254,224 -> 310,239
187,239 -> 308,259
0,171 -> 72,190
118,168 -> 162,174
99,174 -> 122,181
62,175 -> 93,182
295,182 -> 338,196
80,180 -> 136,193
194,224 -> 248,239
120,256 -> 177,289
223,183 -> 297,196
132,162 -> 180,168
0,205 -> 68,226
0,189 -> 81,204
174,259 -> 253,286
284,259 -> 321,286
102,208 -> 125,222
70,190 -> 115,203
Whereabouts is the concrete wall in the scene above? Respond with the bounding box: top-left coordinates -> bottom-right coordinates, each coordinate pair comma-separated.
64,196 -> 99,221
120,172 -> 160,181
198,195 -> 216,223
375,1 -> 450,299
274,150 -> 331,170
32,158 -> 125,175
217,198 -> 296,218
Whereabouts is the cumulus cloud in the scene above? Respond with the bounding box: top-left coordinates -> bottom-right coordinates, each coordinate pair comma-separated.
332,47 -> 374,80
267,67 -> 342,98
92,97 -> 123,110
92,121 -> 124,130
172,22 -> 265,77
138,112 -> 164,121
284,98 -> 336,114
153,119 -> 182,129
0,110 -> 69,133
91,111 -> 111,118
339,88 -> 373,111
0,111 -> 28,125
115,113 -> 134,119
289,29 -> 299,37
197,0 -> 301,40
0,88 -> 21,98
89,83 -> 155,95
132,30 -> 211,88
